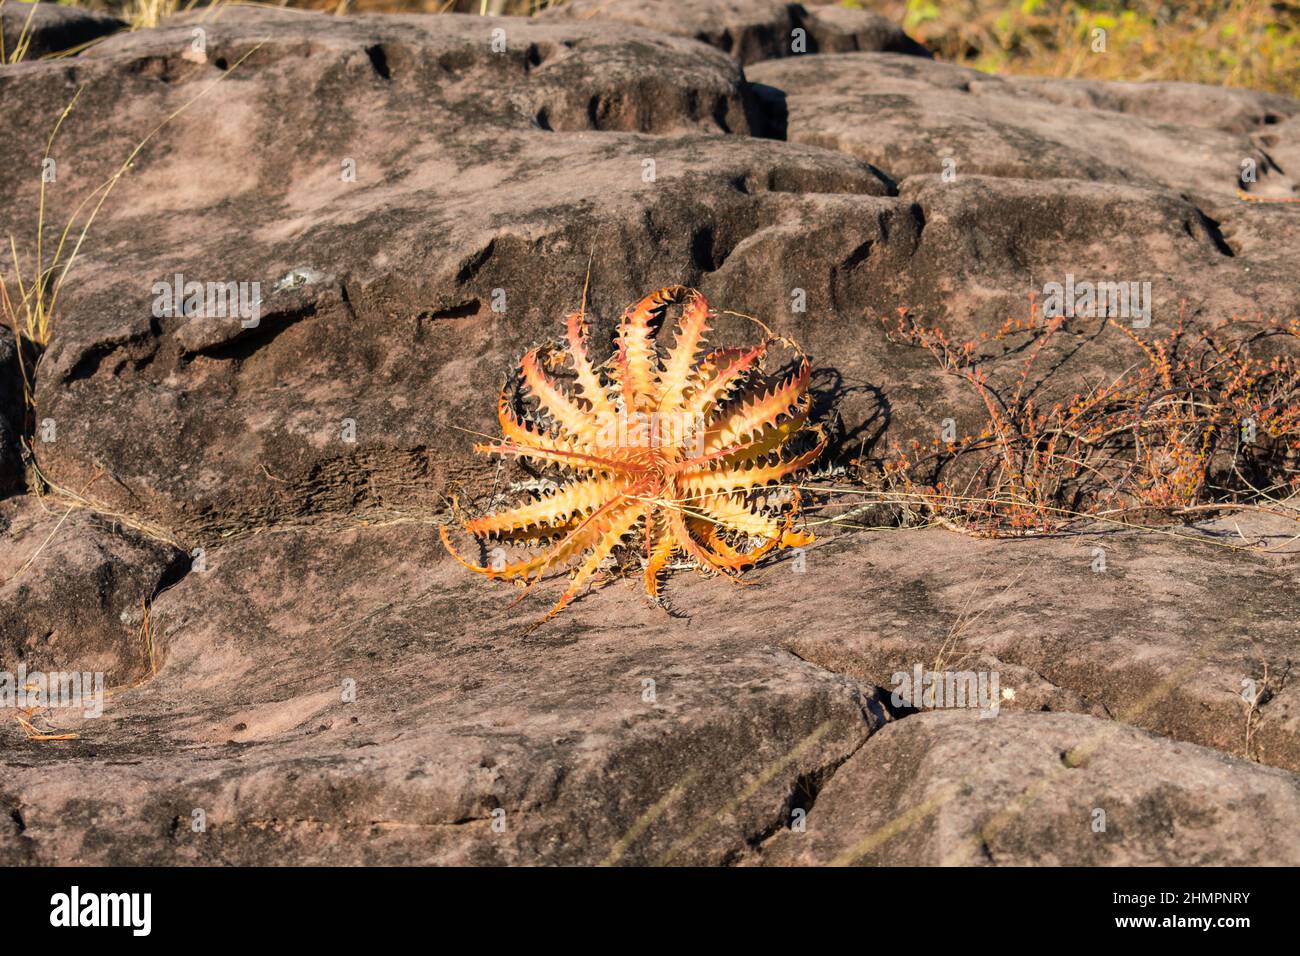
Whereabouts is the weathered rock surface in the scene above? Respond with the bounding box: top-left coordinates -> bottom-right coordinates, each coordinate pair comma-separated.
759,711 -> 1300,866
748,52 -> 1300,318
775,513 -> 1300,775
3,5 -> 903,541
750,52 -> 1299,197
542,0 -> 930,65
3,510 -> 1296,864
1,0 -> 123,60
0,496 -> 186,688
0,6 -> 1292,550
1,0 -> 1299,865
1,516 -> 887,864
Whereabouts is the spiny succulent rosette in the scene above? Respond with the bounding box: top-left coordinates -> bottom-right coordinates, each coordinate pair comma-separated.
441,285 -> 826,621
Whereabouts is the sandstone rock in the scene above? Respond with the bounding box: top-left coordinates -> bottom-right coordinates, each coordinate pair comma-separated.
542,0 -> 929,65
0,10 -> 1292,555
4,508 -> 1297,864
748,52 -> 1299,201
1011,75 -> 1297,136
759,711 -> 1300,866
0,495 -> 187,688
2,2 -> 1300,867
1,1 -> 123,61
739,49 -> 1300,443
771,514 -> 1300,775
748,51 -> 1300,282
0,519 -> 887,864
1251,111 -> 1300,201
2,6 -> 901,542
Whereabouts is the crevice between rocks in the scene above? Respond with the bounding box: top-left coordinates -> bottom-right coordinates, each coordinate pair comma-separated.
743,82 -> 788,140
733,704 -> 883,864
731,648 -> 900,864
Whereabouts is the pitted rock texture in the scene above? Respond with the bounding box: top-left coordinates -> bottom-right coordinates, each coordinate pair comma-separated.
0,6 -> 1293,549
3,5 -> 903,541
541,0 -> 930,65
1,0 -> 1298,865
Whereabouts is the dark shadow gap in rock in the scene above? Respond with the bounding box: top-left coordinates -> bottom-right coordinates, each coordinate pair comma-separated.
842,237 -> 874,270
690,224 -> 718,272
190,302 -> 318,363
420,300 -> 482,323
743,82 -> 788,140
365,43 -> 391,81
711,93 -> 734,134
64,342 -> 115,384
457,239 -> 496,284
152,547 -> 194,600
1191,206 -> 1237,257
909,201 -> 927,240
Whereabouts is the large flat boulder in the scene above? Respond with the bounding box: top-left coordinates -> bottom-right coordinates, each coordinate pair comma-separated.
772,514 -> 1300,775
0,517 -> 887,864
748,51 -> 1300,301
2,5 -> 1289,554
748,51 -> 1300,200
0,9 -> 1293,553
3,6 -> 905,542
4,511 -> 1297,864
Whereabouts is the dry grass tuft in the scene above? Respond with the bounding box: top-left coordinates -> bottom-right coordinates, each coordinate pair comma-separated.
0,0 -> 40,63
3,42 -> 261,367
123,0 -> 184,30
2,89 -> 84,353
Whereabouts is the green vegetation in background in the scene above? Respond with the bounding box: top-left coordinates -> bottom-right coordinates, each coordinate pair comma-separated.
857,0 -> 1298,97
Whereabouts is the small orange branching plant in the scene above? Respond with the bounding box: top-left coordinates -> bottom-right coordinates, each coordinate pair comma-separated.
879,304 -> 1300,536
441,286 -> 825,620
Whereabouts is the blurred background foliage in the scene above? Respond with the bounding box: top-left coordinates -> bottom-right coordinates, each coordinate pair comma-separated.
866,0 -> 1298,96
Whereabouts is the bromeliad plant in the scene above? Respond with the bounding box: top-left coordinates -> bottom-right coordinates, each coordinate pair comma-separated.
441,286 -> 825,620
